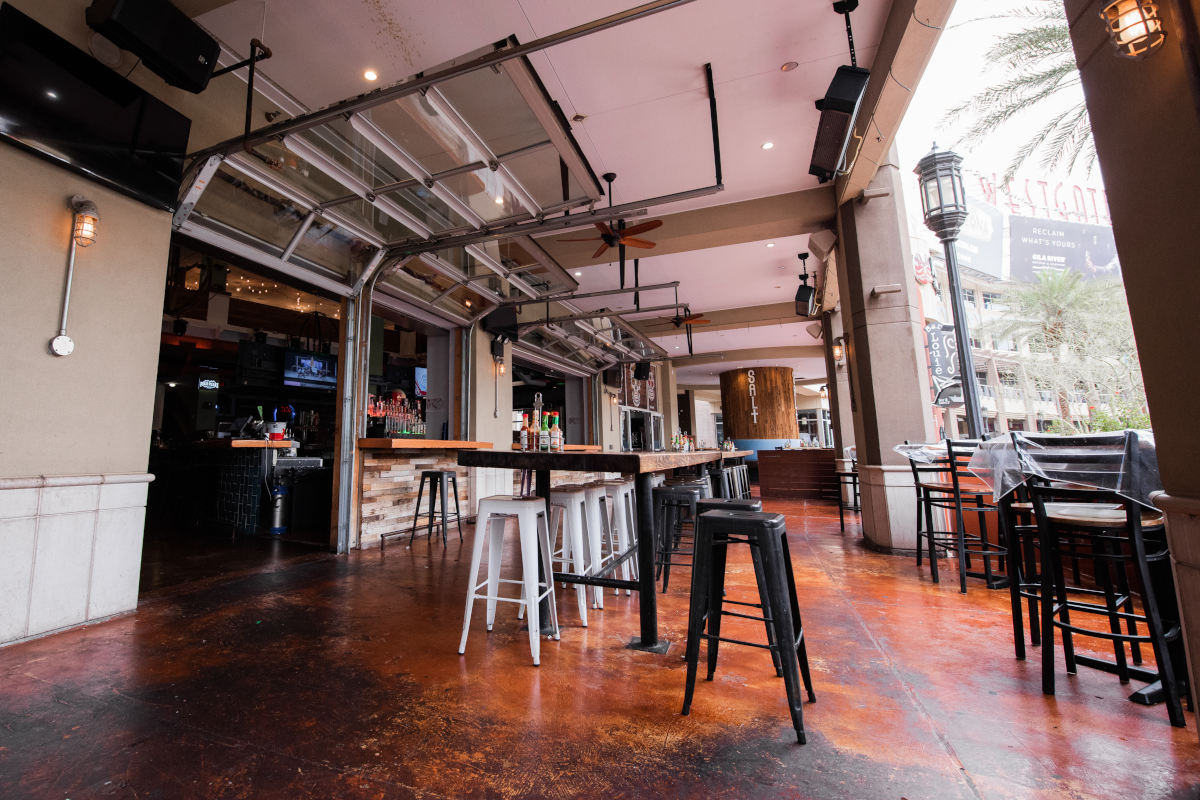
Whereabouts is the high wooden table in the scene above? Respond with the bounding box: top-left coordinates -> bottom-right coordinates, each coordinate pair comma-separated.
458,449 -> 753,653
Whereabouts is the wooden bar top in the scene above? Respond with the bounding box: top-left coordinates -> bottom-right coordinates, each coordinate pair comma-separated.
358,438 -> 490,450
459,449 -> 753,474
197,439 -> 297,449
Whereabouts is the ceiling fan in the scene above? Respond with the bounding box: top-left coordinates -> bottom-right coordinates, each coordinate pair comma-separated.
670,304 -> 709,356
559,174 -> 663,260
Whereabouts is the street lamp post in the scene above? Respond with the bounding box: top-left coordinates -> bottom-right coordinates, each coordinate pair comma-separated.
915,144 -> 984,440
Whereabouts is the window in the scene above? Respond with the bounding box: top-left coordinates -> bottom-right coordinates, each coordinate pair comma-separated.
998,370 -> 1019,387
1008,418 -> 1026,432
970,337 -> 983,349
982,291 -> 1003,310
960,288 -> 976,306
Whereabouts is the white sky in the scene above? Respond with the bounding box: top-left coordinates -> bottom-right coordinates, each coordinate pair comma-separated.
894,0 -> 1102,191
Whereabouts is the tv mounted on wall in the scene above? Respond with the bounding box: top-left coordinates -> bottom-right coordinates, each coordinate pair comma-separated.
0,3 -> 191,211
283,350 -> 337,390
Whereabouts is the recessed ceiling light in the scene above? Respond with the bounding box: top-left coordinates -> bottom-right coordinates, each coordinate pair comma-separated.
363,69 -> 378,81
766,242 -> 775,248
761,142 -> 774,151
781,61 -> 799,72
574,271 -> 582,277
494,195 -> 505,205
45,89 -> 58,100
464,299 -> 472,307
674,346 -> 680,350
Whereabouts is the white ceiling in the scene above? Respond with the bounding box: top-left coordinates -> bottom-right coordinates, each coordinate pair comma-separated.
655,321 -> 822,356
195,0 -> 892,379
567,233 -> 818,316
674,356 -> 827,388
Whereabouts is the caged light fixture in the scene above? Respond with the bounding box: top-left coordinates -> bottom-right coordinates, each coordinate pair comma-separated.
1100,0 -> 1167,59
831,337 -> 845,364
49,196 -> 100,356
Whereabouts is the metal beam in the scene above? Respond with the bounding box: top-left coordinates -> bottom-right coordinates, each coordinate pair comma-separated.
517,303 -> 680,330
188,0 -> 699,162
387,185 -> 719,256
502,281 -> 679,306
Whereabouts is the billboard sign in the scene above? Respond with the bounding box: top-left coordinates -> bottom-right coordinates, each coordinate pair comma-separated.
956,197 -> 1004,278
1009,215 -> 1121,282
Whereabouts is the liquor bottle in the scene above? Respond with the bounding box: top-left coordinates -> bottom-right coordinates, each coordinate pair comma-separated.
520,413 -> 530,451
540,411 -> 551,452
550,412 -> 562,452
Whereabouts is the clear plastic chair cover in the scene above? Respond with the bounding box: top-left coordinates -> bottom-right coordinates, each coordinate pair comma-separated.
966,430 -> 1160,508
892,442 -> 948,464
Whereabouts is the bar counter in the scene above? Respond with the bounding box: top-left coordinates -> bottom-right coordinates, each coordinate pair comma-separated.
356,438 -> 488,548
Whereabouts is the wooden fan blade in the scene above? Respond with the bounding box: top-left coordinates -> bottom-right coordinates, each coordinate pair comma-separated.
686,319 -> 711,325
620,219 -> 662,238
595,222 -> 615,237
592,242 -> 610,259
621,237 -> 657,249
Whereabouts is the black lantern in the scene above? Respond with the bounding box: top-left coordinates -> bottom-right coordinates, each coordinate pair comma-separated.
794,252 -> 816,317
914,143 -> 983,439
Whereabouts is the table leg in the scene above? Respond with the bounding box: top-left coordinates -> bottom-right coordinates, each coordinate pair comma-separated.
535,469 -> 555,635
627,471 -> 669,653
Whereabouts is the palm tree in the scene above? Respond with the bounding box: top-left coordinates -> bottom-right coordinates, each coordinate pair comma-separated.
942,1 -> 1095,181
989,270 -> 1142,429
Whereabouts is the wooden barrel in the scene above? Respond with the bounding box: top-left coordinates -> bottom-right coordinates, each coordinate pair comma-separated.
719,367 -> 798,440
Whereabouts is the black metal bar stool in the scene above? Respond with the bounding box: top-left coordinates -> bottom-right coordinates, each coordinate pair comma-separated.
402,469 -> 464,547
682,509 -> 815,744
835,461 -> 860,531
652,483 -> 705,592
707,464 -> 733,499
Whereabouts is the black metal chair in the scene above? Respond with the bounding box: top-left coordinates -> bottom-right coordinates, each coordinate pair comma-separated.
391,469 -> 463,549
1029,480 -> 1186,727
682,509 -> 815,744
835,459 -> 860,531
653,483 -> 705,592
908,439 -> 1005,593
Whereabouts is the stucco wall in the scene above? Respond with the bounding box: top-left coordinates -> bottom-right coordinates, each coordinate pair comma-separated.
0,145 -> 172,478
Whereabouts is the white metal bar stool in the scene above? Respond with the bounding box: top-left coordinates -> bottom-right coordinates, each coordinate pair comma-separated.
458,495 -> 559,666
580,482 -> 613,609
602,478 -> 638,594
549,484 -> 590,625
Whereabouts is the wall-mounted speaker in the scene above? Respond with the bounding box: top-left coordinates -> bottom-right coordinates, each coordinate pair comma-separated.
86,0 -> 220,93
481,306 -> 518,341
809,65 -> 871,184
633,362 -> 651,381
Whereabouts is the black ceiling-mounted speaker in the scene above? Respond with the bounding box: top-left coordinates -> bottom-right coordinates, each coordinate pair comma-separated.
481,306 -> 518,342
86,0 -> 220,93
633,362 -> 651,381
808,65 -> 870,184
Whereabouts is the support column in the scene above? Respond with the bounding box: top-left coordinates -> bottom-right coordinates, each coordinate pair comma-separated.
835,149 -> 936,552
1064,0 -> 1200,728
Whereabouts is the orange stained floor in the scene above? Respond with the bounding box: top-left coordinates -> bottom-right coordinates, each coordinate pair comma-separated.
2,496 -> 1200,799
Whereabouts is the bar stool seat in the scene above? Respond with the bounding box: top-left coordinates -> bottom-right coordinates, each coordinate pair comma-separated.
653,484 -> 703,592
459,495 -> 559,666
580,482 -> 613,609
602,478 -> 638,593
387,469 -> 463,550
549,484 -> 590,625
682,509 -> 815,744
834,463 -> 860,532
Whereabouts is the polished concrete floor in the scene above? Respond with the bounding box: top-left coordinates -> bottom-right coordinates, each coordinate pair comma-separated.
2,497 -> 1199,799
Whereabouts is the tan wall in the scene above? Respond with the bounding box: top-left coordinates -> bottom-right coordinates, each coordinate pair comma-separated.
600,384 -> 622,452
0,146 -> 171,478
468,326 -> 513,448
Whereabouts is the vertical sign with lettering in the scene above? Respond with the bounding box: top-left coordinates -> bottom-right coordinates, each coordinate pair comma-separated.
747,369 -> 759,424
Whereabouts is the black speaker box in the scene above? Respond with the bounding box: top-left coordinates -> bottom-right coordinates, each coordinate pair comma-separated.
633,362 -> 651,381
809,65 -> 871,184
482,306 -> 519,341
86,0 -> 220,93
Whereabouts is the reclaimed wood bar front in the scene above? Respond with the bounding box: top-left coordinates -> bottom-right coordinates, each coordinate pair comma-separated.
356,439 -> 488,548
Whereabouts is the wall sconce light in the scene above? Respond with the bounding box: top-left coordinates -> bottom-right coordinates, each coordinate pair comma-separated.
72,196 -> 99,246
607,390 -> 619,431
1100,0 -> 1166,58
490,337 -> 505,417
49,195 -> 100,357
820,384 -> 829,400
831,337 -> 845,364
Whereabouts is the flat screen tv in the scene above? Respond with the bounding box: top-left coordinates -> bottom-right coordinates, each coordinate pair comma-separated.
0,3 -> 191,211
413,366 -> 428,397
283,350 -> 338,390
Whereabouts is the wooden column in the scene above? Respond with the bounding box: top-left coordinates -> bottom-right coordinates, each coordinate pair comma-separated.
719,367 -> 798,439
